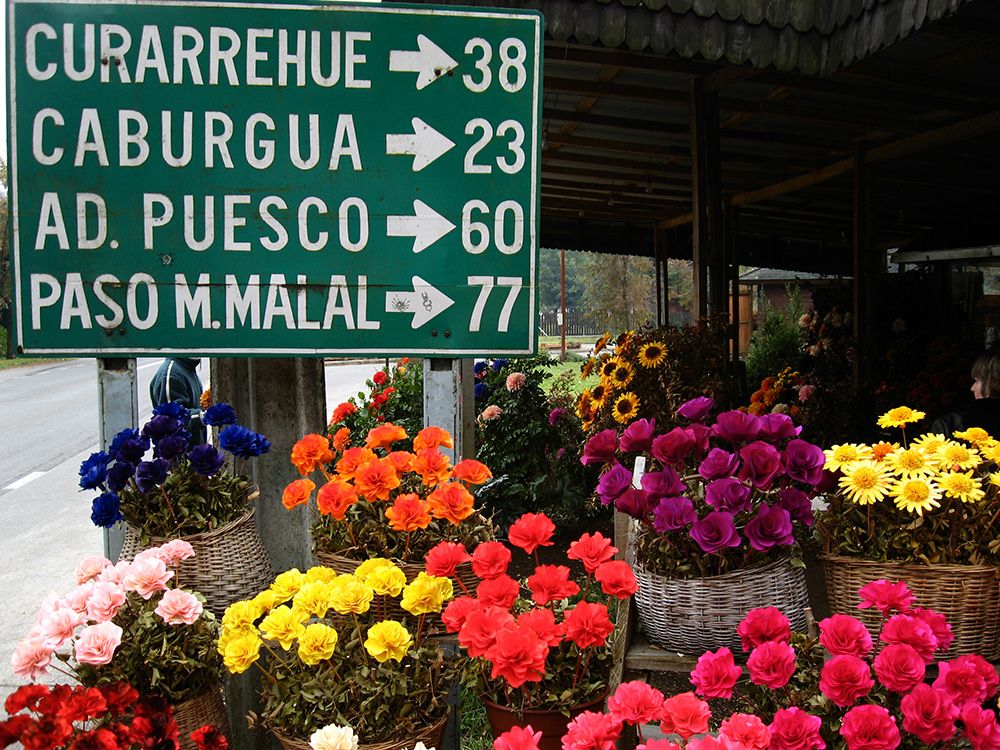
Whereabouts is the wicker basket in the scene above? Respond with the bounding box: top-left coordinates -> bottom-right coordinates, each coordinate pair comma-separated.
633,557 -> 810,654
820,553 -> 1000,659
120,503 -> 273,617
272,711 -> 448,750
173,687 -> 229,750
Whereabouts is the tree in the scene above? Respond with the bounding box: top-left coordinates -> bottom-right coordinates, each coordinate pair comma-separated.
579,252 -> 656,332
537,247 -> 588,312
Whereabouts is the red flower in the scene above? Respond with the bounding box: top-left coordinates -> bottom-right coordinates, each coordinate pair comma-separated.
911,607 -> 955,652
458,605 -> 514,658
100,683 -> 138,715
736,607 -> 791,651
526,565 -> 579,605
768,707 -> 825,750
476,575 -> 520,609
471,541 -> 512,580
819,655 -> 874,707
961,705 -> 1000,750
442,597 -> 481,634
517,608 -> 564,648
659,692 -> 710,740
719,713 -> 770,750
372,370 -> 388,386
562,710 -> 622,750
933,655 -> 1000,709
567,532 -> 617,574
485,624 -> 548,688
0,716 -> 33,748
690,647 -> 741,699
66,727 -> 120,750
874,644 -> 925,693
857,579 -> 914,616
900,684 -> 959,745
880,614 -> 938,664
594,561 -> 638,599
507,512 -> 556,555
493,725 -> 542,750
819,614 -> 873,658
839,705 -> 900,750
4,684 -> 49,715
190,724 -> 229,750
425,541 -> 472,578
60,687 -> 108,723
608,680 -> 665,726
563,601 -> 614,649
20,717 -> 73,750
747,641 -> 796,689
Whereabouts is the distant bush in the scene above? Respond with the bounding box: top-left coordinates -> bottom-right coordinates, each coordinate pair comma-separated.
745,286 -> 805,386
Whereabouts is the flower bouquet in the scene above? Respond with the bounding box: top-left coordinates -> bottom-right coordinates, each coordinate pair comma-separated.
586,397 -> 825,653
218,561 -> 460,749
432,511 -> 638,750
11,543 -> 227,749
327,358 -> 422,450
818,406 -> 1000,657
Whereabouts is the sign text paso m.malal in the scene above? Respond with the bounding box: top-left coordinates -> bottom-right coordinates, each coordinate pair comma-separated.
9,1 -> 541,356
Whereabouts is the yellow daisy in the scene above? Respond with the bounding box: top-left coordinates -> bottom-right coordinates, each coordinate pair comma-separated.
954,426 -> 992,445
637,341 -> 668,368
611,392 -> 641,424
824,444 -> 874,472
884,447 -> 938,479
990,471 -> 1000,488
611,361 -> 634,388
936,441 -> 982,471
877,406 -> 926,429
979,440 -> 1000,464
937,471 -> 985,503
890,477 -> 942,515
911,433 -> 948,454
838,460 -> 893,505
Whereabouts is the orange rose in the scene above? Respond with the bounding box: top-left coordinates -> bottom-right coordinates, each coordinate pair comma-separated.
282,478 -> 315,510
452,459 -> 493,485
365,423 -> 408,450
354,459 -> 401,501
384,493 -> 432,532
427,482 -> 474,525
332,426 -> 351,454
317,480 -> 358,520
290,433 -> 334,476
331,401 -> 358,424
413,426 -> 454,452
336,447 -> 378,480
385,450 -> 416,475
414,448 -> 452,487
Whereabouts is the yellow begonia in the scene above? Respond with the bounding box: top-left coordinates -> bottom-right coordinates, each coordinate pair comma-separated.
364,620 -> 413,663
252,589 -> 283,613
222,630 -> 262,674
297,623 -> 339,665
260,605 -> 307,650
330,578 -> 374,615
354,558 -> 395,582
270,568 -> 306,602
304,566 -> 340,585
366,566 -> 407,598
293,581 -> 334,618
400,572 -> 452,616
221,600 -> 262,632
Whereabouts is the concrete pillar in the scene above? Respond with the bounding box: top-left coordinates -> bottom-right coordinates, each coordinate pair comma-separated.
97,358 -> 138,562
422,358 -> 475,462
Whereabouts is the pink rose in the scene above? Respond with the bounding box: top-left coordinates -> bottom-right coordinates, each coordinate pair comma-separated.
63,582 -> 95,614
747,640 -> 796,688
154,589 -> 203,625
75,554 -> 111,584
857,579 -> 914,616
98,561 -> 132,585
123,556 -> 174,599
819,655 -> 874,707
839,705 -> 900,750
608,680 -> 664,726
961,705 -> 1000,750
873,643 -> 925,693
660,692 -> 710,740
911,607 -> 954,652
74,621 -> 123,665
10,637 -> 52,680
37,606 -> 85,649
562,710 -> 621,750
156,539 -> 196,566
933,655 -> 1000,709
769,707 -> 824,750
690,647 -> 741,699
881,614 -> 938,663
819,614 -> 873,658
719,713 -> 770,750
86,582 -> 127,623
900,684 -> 959,745
737,607 -> 791,651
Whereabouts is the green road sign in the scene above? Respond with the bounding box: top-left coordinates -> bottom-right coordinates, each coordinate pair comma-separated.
8,0 -> 541,357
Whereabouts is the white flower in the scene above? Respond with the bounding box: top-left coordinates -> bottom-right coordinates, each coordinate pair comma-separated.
410,744 -> 436,750
309,724 -> 359,750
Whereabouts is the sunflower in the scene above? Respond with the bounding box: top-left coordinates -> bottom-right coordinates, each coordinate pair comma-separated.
937,471 -> 985,503
910,433 -> 947,454
593,332 -> 612,355
611,361 -> 634,388
954,426 -> 992,445
576,390 -> 592,420
824,443 -> 873,472
936,441 -> 982,471
611,392 -> 640,424
838,460 -> 892,505
890,477 -> 942,515
580,358 -> 596,379
637,341 -> 668,368
877,406 -> 926,429
598,356 -> 618,381
590,383 -> 608,408
884,447 -> 937,479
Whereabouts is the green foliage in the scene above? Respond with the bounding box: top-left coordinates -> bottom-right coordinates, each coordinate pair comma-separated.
328,359 -> 423,447
537,247 -> 588,312
579,254 -> 656,333
745,286 -> 806,386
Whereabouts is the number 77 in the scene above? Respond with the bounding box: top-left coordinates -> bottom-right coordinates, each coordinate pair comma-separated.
468,276 -> 523,332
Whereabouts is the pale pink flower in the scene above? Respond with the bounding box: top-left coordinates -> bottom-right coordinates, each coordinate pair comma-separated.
505,372 -> 526,392
98,560 -> 132,585
75,554 -> 111,584
156,540 -> 195,566
63,582 -> 96,615
134,548 -> 164,563
37,606 -> 85,649
86,582 -> 127,623
11,636 -> 53,679
123,556 -> 174,599
34,592 -> 61,622
798,385 -> 816,403
479,405 -> 503,422
75,621 -> 123,665
155,589 -> 203,625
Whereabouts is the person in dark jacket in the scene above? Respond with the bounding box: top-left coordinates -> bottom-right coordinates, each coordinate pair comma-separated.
930,348 -> 1000,437
149,357 -> 206,443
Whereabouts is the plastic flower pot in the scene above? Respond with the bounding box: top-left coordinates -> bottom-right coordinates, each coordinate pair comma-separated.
483,691 -> 608,750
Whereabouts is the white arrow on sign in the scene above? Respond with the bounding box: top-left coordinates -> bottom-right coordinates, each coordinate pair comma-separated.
386,200 -> 456,254
385,276 -> 455,329
386,118 -> 455,172
388,34 -> 458,90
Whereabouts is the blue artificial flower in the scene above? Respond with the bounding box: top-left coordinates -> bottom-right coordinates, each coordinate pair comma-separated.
115,435 -> 150,465
155,432 -> 191,461
142,415 -> 183,444
91,492 -> 123,528
109,428 -> 139,455
219,425 -> 271,458
106,461 -> 135,492
153,401 -> 187,420
492,358 -> 509,372
474,382 -> 490,400
78,451 -> 111,490
473,361 -> 488,375
204,403 -> 237,427
135,458 -> 171,493
188,444 -> 226,476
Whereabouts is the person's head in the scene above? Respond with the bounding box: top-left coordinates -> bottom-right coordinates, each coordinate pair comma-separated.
971,349 -> 1000,399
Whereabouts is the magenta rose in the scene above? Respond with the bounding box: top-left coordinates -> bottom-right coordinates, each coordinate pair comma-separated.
653,497 -> 698,533
912,608 -> 955,652
819,614 -> 873,658
615,488 -> 653,519
874,643 -> 926,693
737,607 -> 791,651
881,614 -> 939,663
738,441 -> 783,490
677,396 -> 714,422
839,705 -> 901,750
759,413 -> 801,442
783,439 -> 827,486
620,418 -> 656,453
769,707 -> 824,750
705,478 -> 752,514
689,423 -> 712,454
900,684 -> 959,745
689,512 -> 741,554
933,655 -> 1000,709
858,579 -> 914,616
651,428 -> 696,466
711,410 -> 761,444
820,655 -> 875,707
744,504 -> 795,551
777,487 -> 815,526
641,469 -> 687,497
747,640 -> 796,688
961,705 -> 1000,750
597,463 -> 632,506
698,448 -> 740,481
689,647 -> 741,699
581,429 -> 618,466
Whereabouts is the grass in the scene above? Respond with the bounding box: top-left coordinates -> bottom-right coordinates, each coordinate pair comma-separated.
0,328 -> 60,370
460,686 -> 493,750
541,357 -> 599,398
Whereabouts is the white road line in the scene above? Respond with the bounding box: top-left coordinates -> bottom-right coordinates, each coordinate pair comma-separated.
3,471 -> 47,491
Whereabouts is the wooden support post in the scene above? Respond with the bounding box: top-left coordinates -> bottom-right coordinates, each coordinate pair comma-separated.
852,146 -> 873,389
689,78 -> 725,317
726,203 -> 741,371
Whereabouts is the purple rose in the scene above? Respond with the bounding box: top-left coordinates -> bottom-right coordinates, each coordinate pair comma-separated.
711,410 -> 762,445
690,423 -> 712,454
620,418 -> 656,453
188,444 -> 226,477
738,441 -> 783,490
783,439 -> 827,487
777,487 -> 815,526
699,448 -> 740,481
759,413 -> 802,442
597,463 -> 633,505
581,429 -> 618,466
154,432 -> 191,462
705,478 -> 753,514
677,396 -> 715,422
744,504 -> 795,551
142,415 -> 184,444
641,468 -> 687,498
105,461 -> 135,492
690,512 -> 742,554
135,458 -> 170,493
653,497 -> 698,533
615,488 -> 653,519
651,427 -> 696,466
